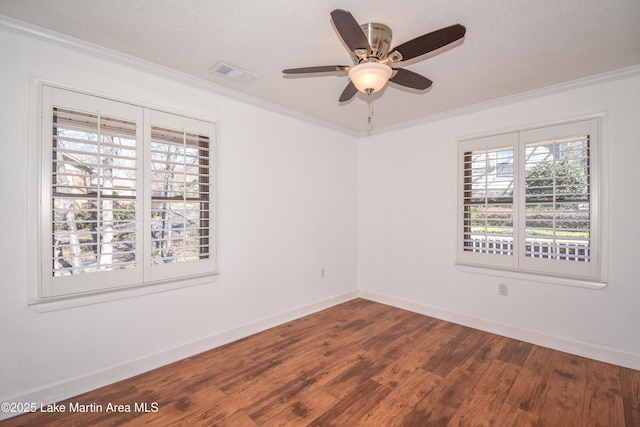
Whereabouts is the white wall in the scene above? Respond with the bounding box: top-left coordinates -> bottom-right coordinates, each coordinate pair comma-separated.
358,69 -> 640,369
0,25 -> 358,409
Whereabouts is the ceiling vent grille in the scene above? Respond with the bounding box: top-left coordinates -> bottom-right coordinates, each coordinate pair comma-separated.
210,62 -> 259,83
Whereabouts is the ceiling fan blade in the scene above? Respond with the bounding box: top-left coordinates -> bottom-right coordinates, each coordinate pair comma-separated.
339,81 -> 358,102
389,24 -> 466,62
389,68 -> 433,90
283,65 -> 349,74
330,9 -> 371,54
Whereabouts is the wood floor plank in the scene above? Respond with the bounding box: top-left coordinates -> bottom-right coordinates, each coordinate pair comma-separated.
122,384 -> 232,426
217,356 -> 287,393
537,351 -> 587,427
582,358 -> 625,427
497,338 -> 534,367
504,345 -> 556,415
621,366 -> 640,427
322,352 -> 387,400
243,365 -> 334,424
446,358 -> 521,426
370,318 -> 456,389
208,409 -> 259,427
400,334 -> 514,426
460,332 -> 510,374
395,366 -> 476,426
354,367 -> 442,426
307,379 -> 391,427
422,325 -> 493,377
259,385 -> 338,426
492,402 -> 540,427
3,298 -> 638,427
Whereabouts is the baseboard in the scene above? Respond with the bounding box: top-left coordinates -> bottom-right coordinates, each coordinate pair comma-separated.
358,290 -> 640,371
5,287 -> 636,421
0,290 -> 359,421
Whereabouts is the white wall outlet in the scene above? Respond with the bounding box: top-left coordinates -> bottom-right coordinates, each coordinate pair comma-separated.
498,283 -> 508,296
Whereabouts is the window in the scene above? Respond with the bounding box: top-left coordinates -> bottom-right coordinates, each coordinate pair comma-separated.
457,118 -> 604,283
34,85 -> 217,302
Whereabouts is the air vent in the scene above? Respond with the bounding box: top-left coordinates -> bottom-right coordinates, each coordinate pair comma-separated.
210,62 -> 259,83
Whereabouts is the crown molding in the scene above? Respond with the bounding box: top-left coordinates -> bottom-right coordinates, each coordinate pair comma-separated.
0,15 -> 360,138
369,64 -> 640,137
3,14 -> 638,140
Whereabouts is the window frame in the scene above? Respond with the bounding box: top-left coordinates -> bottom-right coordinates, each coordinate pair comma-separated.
456,116 -> 607,286
28,83 -> 219,310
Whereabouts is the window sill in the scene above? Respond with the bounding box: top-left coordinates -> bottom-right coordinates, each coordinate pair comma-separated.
454,263 -> 607,290
28,273 -> 219,313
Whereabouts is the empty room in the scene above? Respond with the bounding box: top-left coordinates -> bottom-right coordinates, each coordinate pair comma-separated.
0,1 -> 639,425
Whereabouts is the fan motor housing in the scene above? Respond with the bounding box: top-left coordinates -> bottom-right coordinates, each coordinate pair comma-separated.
360,22 -> 392,61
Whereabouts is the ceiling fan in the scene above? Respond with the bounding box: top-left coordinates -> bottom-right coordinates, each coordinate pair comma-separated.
283,9 -> 466,103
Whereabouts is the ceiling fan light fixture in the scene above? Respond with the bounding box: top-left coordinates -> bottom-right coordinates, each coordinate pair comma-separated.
348,62 -> 392,94
284,9 -> 466,104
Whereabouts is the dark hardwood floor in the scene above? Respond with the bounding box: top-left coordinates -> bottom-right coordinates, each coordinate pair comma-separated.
3,298 -> 640,426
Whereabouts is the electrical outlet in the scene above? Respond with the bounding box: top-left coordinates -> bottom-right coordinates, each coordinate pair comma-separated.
498,283 -> 508,296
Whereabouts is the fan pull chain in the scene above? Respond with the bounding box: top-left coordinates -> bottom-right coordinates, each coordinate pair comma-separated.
368,96 -> 374,124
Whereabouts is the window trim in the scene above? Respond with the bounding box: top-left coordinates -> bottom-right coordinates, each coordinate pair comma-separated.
455,115 -> 608,287
454,264 -> 607,290
27,81 -> 219,311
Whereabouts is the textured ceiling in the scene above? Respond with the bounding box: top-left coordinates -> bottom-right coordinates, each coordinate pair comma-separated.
2,0 -> 640,134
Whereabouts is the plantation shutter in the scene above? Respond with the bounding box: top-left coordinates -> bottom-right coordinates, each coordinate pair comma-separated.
52,108 -> 138,276
458,132 -> 518,269
519,119 -> 599,278
38,86 -> 218,302
148,110 -> 216,281
458,118 -> 601,281
523,137 -> 590,260
150,127 -> 211,263
463,147 -> 515,255
42,87 -> 144,297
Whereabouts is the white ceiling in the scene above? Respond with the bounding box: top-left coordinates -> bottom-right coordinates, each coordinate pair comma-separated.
2,0 -> 639,134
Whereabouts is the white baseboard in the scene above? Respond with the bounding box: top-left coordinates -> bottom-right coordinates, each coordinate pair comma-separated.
358,290 -> 640,371
0,290 -> 359,421
4,288 -> 636,421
